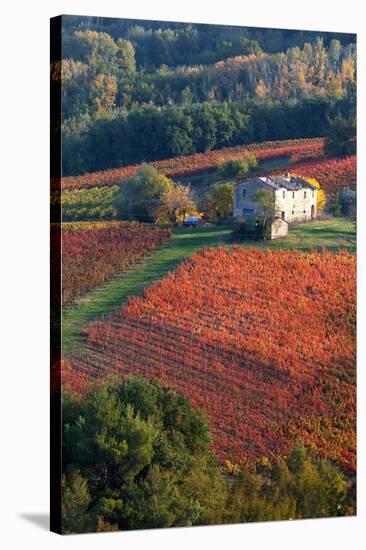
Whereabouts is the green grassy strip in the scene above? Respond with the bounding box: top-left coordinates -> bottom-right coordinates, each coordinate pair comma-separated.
62,226 -> 233,351
258,218 -> 356,252
62,218 -> 356,352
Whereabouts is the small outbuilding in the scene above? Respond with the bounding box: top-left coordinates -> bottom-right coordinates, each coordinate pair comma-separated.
234,216 -> 288,240
270,218 -> 288,239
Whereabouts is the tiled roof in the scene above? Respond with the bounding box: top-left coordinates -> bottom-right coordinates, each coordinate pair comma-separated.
234,175 -> 317,191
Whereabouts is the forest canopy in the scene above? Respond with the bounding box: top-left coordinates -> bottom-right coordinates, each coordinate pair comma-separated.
57,16 -> 356,176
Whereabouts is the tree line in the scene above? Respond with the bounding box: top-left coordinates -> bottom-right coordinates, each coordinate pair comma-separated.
57,19 -> 356,180
62,95 -> 354,175
62,16 -> 355,68
61,376 -> 355,534
59,28 -> 356,124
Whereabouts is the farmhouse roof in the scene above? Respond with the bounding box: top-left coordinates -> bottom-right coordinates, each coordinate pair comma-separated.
235,175 -> 317,191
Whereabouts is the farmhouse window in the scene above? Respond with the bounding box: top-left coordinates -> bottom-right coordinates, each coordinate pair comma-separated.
243,208 -> 254,215
312,190 -> 315,197
282,190 -> 286,198
242,189 -> 247,200
292,210 -> 294,215
304,191 -> 307,198
292,192 -> 295,198
303,210 -> 306,213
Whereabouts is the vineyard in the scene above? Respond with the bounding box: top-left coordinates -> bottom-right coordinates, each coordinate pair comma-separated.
61,221 -> 171,304
66,247 -> 356,472
277,155 -> 356,197
58,139 -> 356,221
61,138 -> 324,191
61,186 -> 117,221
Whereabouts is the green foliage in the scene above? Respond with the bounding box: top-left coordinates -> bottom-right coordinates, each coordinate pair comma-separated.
62,96 -> 352,175
332,194 -> 343,217
61,186 -> 118,220
203,183 -> 234,221
336,187 -> 357,217
113,165 -> 174,222
59,17 -> 356,176
62,374 -> 355,534
255,188 -> 276,219
233,217 -> 268,241
218,153 -> 257,179
324,114 -> 356,157
63,30 -> 135,74
62,376 -> 225,533
61,471 -> 92,534
225,443 -> 353,523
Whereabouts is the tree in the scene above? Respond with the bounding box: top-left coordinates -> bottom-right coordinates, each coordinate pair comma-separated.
63,30 -> 119,71
334,188 -> 356,217
155,184 -> 197,225
113,165 -> 174,222
328,39 -> 341,70
203,183 -> 234,221
255,188 -> 276,233
61,471 -> 92,534
332,194 -> 342,217
217,153 -> 257,179
225,443 -> 352,523
62,376 -> 227,533
116,39 -> 136,73
324,114 -> 356,157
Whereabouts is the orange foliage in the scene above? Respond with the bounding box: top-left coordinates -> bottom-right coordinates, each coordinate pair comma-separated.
61,221 -> 170,304
67,247 -> 356,471
60,138 -> 324,191
283,156 -> 356,196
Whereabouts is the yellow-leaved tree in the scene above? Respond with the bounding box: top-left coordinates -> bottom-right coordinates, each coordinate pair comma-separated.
154,183 -> 199,226
290,173 -> 325,211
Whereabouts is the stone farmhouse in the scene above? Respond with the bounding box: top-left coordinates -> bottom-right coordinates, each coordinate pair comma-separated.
233,175 -> 317,223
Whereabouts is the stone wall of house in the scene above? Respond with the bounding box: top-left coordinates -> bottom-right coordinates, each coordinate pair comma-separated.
275,188 -> 317,223
234,180 -> 317,223
233,179 -> 270,219
270,218 -> 288,239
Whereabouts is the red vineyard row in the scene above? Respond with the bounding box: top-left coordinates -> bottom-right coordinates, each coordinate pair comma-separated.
66,247 -> 356,471
279,155 -> 356,196
60,138 -> 324,191
60,221 -> 171,305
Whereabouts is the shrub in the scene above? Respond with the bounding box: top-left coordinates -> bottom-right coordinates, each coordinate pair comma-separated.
217,153 -> 257,179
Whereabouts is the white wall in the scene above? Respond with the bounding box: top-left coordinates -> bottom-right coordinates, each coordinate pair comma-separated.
275,188 -> 317,222
234,183 -> 317,222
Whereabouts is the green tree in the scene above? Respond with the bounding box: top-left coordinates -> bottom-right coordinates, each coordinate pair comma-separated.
62,376 -> 227,533
325,114 -> 356,157
113,165 -> 174,222
116,39 -> 136,73
63,30 -> 119,71
328,39 -> 341,70
61,471 -> 92,534
254,188 -> 277,234
218,153 -> 257,179
225,443 -> 352,523
204,182 -> 234,221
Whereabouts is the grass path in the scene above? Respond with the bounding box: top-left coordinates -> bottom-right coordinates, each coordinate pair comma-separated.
62,226 -> 232,351
250,218 -> 356,252
62,218 -> 355,352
